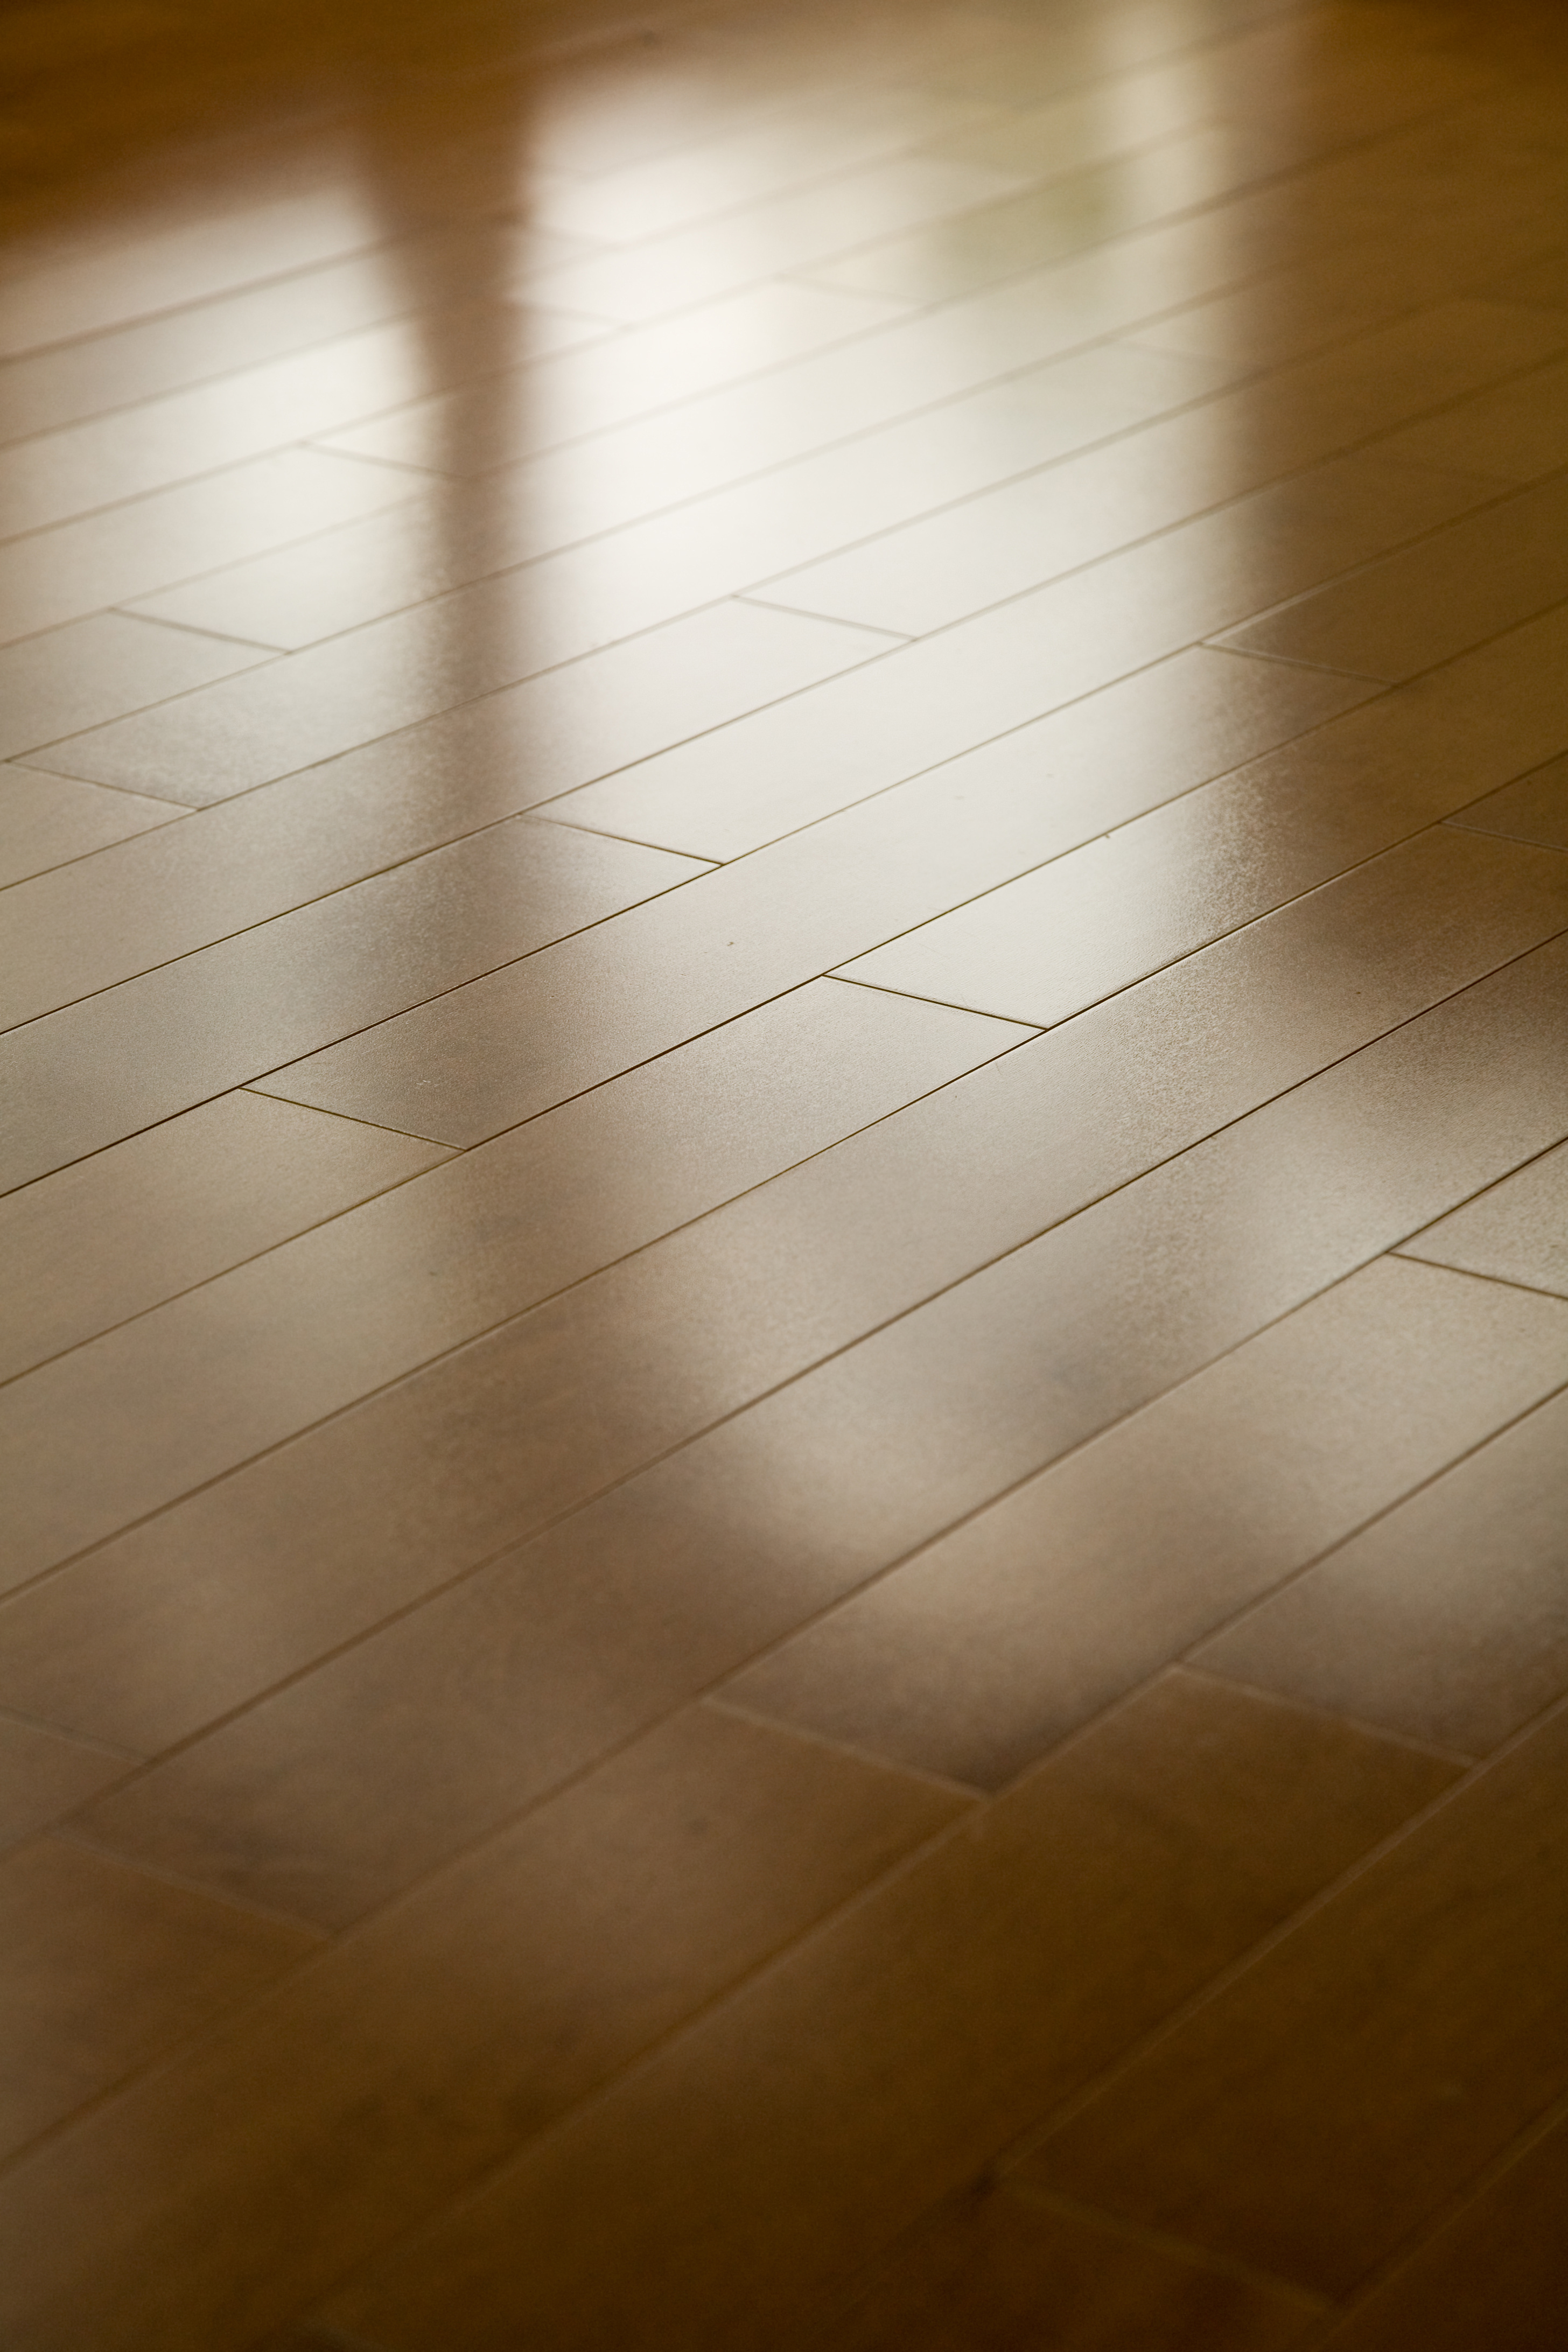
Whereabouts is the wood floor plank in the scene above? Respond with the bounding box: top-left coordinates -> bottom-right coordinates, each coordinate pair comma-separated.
1215,473 -> 1568,682
319,275 -> 1568,557
1451,752 -> 1568,850
0,190 -> 407,359
1372,353 -> 1568,482
0,1835 -> 317,2164
305,1677 -> 1451,2352
0,613 -> 268,765
0,1717 -> 135,1852
7,1 -> 1568,2337
0,984 -> 1024,1597
0,222 -> 610,448
271,791 -> 1566,1150
310,274 -> 907,481
1309,2107 -> 1568,2350
813,2185 -> 1324,2351
0,445 -> 431,647
1017,1700 -> 1568,2299
312,156 -> 1461,485
720,1259 -> 1568,1787
0,1706 -> 964,2350
1401,1134 -> 1568,1299
912,29 -> 1263,187
127,339 -> 1234,653
0,1091 -> 449,1384
550,309 -> 1568,852
1,759 -> 711,1032
748,434 -> 1493,644
0,816 -> 706,1188
523,149 -> 1032,324
29,589 -> 886,807
556,590 -> 1568,863
802,119 -> 1349,309
2,646 -> 1375,1181
5,931 -> 1565,1753
1194,1380 -> 1568,1758
0,766 -> 181,885
0,297 -> 597,543
51,1259 -> 1568,1926
835,795 -> 1534,1033
530,85 -> 1012,243
0,633 -> 1343,1044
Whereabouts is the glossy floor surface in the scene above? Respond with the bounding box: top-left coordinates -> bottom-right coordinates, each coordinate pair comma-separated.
4,0 -> 1568,2343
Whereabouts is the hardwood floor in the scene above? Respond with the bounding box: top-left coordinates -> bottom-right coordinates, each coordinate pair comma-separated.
3,0 -> 1568,2342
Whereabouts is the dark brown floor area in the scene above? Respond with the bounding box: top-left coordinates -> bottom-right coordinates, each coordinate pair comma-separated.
3,0 -> 1568,2343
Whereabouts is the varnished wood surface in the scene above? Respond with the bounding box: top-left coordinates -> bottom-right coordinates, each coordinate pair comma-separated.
3,0 -> 1568,2343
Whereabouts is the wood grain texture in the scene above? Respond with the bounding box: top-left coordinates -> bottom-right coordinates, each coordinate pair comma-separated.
4,0 -> 1568,2341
